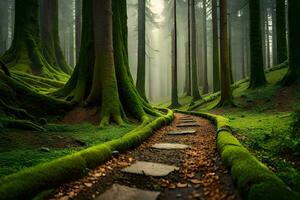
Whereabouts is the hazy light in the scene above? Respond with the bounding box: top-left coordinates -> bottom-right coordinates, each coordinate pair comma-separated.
150,0 -> 164,15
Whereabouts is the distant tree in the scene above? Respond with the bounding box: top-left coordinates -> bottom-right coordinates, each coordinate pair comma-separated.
184,0 -> 191,96
191,0 -> 201,102
202,0 -> 209,94
136,0 -> 147,100
55,0 -> 155,126
217,0 -> 233,106
248,0 -> 267,88
1,0 -> 68,80
212,0 -> 220,92
276,0 -> 287,64
75,0 -> 82,61
281,0 -> 300,86
40,0 -> 72,74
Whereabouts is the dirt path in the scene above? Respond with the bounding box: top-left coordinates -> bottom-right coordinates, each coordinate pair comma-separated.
49,114 -> 241,200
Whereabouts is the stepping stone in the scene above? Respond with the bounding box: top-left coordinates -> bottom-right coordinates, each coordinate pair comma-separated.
95,184 -> 160,200
176,122 -> 199,127
121,161 -> 179,177
152,143 -> 189,150
168,129 -> 196,135
178,119 -> 196,123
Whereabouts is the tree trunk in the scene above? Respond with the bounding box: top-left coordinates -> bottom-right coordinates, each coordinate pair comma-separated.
191,0 -> 201,102
1,0 -> 67,81
55,0 -> 153,126
249,0 -> 267,88
212,0 -> 220,92
218,0 -> 233,106
136,0 -> 147,100
75,0 -> 82,62
202,0 -> 209,94
40,0 -> 72,74
184,0 -> 191,96
276,0 -> 287,64
281,0 -> 300,86
265,9 -> 271,68
228,13 -> 234,84
0,0 -> 8,55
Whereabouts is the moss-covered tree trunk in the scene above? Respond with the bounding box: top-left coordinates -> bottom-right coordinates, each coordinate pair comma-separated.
212,0 -> 220,92
55,0 -> 154,126
249,0 -> 267,88
218,0 -> 233,106
40,0 -> 72,75
276,0 -> 287,64
1,0 -> 67,80
136,0 -> 147,100
191,0 -> 201,102
281,0 -> 300,86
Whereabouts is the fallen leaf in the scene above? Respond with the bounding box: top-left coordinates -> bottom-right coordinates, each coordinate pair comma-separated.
176,183 -> 188,188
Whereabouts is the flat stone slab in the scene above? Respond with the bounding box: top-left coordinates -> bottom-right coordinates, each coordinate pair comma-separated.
121,161 -> 179,177
176,123 -> 199,127
96,184 -> 160,200
152,143 -> 189,150
178,119 -> 196,123
168,129 -> 197,135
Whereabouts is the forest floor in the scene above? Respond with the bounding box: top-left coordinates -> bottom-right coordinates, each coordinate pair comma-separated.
0,122 -> 136,177
48,113 -> 240,200
162,67 -> 300,193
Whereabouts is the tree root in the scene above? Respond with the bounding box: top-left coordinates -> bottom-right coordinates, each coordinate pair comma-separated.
1,119 -> 46,132
0,60 -> 11,77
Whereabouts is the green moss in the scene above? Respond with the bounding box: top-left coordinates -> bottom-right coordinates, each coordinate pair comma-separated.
0,109 -> 174,200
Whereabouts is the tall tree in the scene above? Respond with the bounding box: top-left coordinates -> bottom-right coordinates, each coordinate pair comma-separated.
184,0 -> 191,96
170,0 -> 180,108
249,0 -> 267,88
0,0 -> 9,54
55,0 -> 155,126
40,0 -> 72,74
276,0 -> 287,64
212,0 -> 220,92
218,0 -> 233,106
202,0 -> 209,94
191,0 -> 201,102
1,0 -> 68,80
75,0 -> 82,61
281,0 -> 300,86
136,0 -> 147,100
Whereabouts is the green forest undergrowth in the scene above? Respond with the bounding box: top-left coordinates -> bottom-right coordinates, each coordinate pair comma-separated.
178,66 -> 300,194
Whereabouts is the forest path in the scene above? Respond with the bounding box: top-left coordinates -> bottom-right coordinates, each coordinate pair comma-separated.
49,114 -> 241,200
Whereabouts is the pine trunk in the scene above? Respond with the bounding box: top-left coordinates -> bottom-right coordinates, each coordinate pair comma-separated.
249,0 -> 267,88
281,0 -> 300,86
202,0 -> 209,94
276,0 -> 287,64
212,0 -> 220,92
136,0 -> 147,100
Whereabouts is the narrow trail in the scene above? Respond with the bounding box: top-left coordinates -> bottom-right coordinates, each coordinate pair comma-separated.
49,114 -> 241,200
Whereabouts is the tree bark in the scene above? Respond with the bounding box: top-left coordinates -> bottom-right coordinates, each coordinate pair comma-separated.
249,0 -> 267,88
75,0 -> 82,62
136,0 -> 147,100
0,0 -> 8,54
212,0 -> 220,92
184,0 -> 191,96
40,0 -> 72,74
191,0 -> 201,102
55,0 -> 153,126
1,0 -> 68,81
202,0 -> 209,94
218,0 -> 233,106
276,0 -> 287,64
281,0 -> 300,86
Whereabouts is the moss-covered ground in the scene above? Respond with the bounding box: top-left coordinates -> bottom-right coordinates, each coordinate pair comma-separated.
0,123 -> 137,178
179,67 -> 300,193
